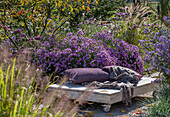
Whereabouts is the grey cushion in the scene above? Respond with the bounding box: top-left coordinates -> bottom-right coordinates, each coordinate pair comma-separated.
102,65 -> 143,82
63,68 -> 110,84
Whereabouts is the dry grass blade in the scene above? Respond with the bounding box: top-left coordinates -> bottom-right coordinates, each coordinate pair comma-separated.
140,10 -> 156,18
139,17 -> 151,26
139,6 -> 151,12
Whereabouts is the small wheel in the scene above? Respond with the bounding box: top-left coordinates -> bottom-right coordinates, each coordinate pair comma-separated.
101,104 -> 111,112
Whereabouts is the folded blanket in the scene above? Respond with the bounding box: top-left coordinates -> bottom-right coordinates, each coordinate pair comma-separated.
109,66 -> 141,85
87,66 -> 141,106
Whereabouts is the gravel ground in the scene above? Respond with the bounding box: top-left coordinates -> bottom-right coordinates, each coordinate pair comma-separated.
78,92 -> 153,117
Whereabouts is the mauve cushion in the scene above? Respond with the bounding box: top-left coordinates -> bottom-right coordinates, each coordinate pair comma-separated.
102,65 -> 142,79
102,66 -> 111,73
63,68 -> 110,84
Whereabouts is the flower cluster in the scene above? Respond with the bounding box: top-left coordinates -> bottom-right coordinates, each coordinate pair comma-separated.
13,29 -> 24,34
114,12 -> 129,20
163,16 -> 170,25
141,28 -> 170,78
110,39 -> 144,74
93,30 -> 144,74
33,31 -> 117,74
93,29 -> 114,46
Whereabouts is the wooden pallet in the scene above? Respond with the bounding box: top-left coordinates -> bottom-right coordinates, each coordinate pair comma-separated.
48,77 -> 158,112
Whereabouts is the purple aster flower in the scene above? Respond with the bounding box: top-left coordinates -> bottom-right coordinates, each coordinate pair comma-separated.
67,32 -> 73,36
13,29 -> 20,34
144,27 -> 149,34
125,12 -> 128,15
34,35 -> 41,40
163,16 -> 167,21
128,27 -> 132,30
20,33 -> 26,37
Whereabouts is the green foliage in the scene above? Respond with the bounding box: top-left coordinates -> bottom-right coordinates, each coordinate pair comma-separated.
0,0 -> 94,37
160,0 -> 170,20
0,58 -> 39,117
106,3 -> 163,49
147,83 -> 170,117
88,0 -> 125,20
117,21 -> 143,48
76,18 -> 104,37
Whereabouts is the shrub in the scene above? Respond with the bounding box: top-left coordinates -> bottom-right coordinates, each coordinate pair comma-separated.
111,39 -> 144,75
33,31 -> 117,74
117,20 -> 144,47
88,0 -> 125,20
93,30 -> 144,74
77,18 -> 104,38
141,27 -> 170,82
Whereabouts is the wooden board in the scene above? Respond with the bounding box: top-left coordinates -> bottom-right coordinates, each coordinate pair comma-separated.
48,77 -> 158,105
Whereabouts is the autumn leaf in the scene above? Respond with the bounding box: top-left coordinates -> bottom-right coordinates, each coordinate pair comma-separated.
136,108 -> 141,113
21,22 -> 24,26
82,5 -> 85,10
146,104 -> 153,107
69,5 -> 73,12
18,11 -> 23,15
96,0 -> 98,4
87,6 -> 91,12
106,113 -> 114,116
47,19 -> 51,24
135,112 -> 141,114
121,109 -> 126,113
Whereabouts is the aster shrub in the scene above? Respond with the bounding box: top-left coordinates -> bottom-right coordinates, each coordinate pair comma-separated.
33,31 -> 117,74
140,27 -> 170,82
111,39 -> 144,75
93,29 -> 114,46
93,30 -> 144,74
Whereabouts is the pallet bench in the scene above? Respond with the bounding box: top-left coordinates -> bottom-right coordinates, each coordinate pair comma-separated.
48,76 -> 158,112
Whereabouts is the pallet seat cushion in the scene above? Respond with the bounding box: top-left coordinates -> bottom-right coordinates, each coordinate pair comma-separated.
63,68 -> 110,84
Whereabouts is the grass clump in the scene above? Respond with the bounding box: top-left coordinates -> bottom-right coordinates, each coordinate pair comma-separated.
0,46 -> 85,117
147,81 -> 170,117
